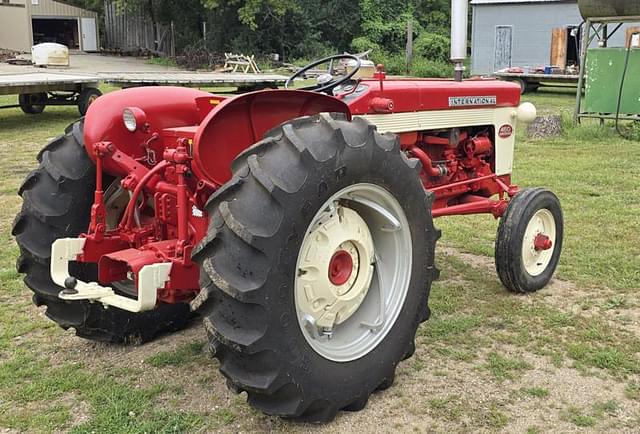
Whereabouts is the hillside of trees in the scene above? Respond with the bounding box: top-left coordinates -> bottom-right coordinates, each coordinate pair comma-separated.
69,0 -> 458,77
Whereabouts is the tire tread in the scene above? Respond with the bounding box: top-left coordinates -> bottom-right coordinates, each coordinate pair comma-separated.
14,120 -> 192,343
195,113 -> 438,422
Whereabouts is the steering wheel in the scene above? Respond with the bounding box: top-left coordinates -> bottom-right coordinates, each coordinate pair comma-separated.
285,54 -> 362,94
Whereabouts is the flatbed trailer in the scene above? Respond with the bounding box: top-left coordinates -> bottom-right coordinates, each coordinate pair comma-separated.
99,72 -> 288,90
0,72 -> 102,115
494,72 -> 579,94
0,71 -> 289,115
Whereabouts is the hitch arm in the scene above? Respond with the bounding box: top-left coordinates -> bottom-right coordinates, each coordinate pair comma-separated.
51,238 -> 172,313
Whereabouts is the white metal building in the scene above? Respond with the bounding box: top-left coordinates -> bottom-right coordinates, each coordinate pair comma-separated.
470,0 -> 634,74
0,0 -> 99,53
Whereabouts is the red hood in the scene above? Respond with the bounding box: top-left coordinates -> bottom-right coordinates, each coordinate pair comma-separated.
346,78 -> 521,115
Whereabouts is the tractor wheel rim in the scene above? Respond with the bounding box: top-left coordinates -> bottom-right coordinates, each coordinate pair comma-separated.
295,183 -> 412,362
521,208 -> 556,276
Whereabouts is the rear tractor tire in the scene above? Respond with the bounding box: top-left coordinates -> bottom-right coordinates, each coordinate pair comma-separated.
193,113 -> 439,422
13,120 -> 192,343
495,188 -> 563,293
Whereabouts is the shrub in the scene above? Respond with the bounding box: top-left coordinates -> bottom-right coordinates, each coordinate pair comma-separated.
411,57 -> 453,78
372,52 -> 407,75
414,32 -> 451,63
371,52 -> 453,78
350,36 -> 382,55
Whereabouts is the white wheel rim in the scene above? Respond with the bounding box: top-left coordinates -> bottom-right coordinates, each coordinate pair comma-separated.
521,209 -> 556,277
294,183 -> 412,362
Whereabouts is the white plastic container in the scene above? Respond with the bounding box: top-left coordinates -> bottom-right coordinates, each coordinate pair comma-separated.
31,43 -> 70,67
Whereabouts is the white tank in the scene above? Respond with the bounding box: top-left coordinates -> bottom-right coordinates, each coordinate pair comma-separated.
31,43 -> 70,67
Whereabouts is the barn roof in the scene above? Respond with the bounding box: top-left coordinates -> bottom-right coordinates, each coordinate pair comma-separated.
471,0 -> 574,4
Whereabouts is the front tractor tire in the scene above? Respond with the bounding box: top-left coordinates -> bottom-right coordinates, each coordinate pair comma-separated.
13,120 -> 192,343
495,188 -> 563,293
193,113 -> 439,422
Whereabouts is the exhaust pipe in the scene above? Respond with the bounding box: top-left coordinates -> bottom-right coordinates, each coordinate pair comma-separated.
451,0 -> 469,81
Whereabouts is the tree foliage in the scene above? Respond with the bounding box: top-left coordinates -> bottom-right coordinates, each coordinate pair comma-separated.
68,0 -> 453,67
202,0 -> 297,30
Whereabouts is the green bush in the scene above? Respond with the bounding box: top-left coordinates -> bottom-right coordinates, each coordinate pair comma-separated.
414,32 -> 450,63
350,36 -> 382,55
371,52 -> 407,75
370,52 -> 453,78
411,57 -> 453,78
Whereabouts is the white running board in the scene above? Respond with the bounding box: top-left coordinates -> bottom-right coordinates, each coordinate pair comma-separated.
50,238 -> 172,313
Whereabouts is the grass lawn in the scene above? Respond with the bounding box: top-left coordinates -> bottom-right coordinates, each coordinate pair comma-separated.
0,87 -> 639,433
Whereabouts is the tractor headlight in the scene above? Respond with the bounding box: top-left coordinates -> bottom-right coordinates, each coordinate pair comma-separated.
123,107 -> 147,132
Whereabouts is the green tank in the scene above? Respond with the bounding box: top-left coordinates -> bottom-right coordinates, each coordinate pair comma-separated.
578,0 -> 640,18
583,48 -> 640,116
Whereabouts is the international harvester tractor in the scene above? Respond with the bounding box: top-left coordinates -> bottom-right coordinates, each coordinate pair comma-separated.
13,0 -> 563,423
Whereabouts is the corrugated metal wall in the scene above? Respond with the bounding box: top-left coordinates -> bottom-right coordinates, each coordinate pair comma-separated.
0,0 -> 99,51
471,2 -> 635,74
29,0 -> 98,18
0,0 -> 31,52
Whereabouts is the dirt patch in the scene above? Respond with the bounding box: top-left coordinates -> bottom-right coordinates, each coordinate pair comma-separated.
284,344 -> 640,433
5,245 -> 639,433
439,246 -> 615,309
440,246 -> 640,340
0,53 -> 180,74
48,321 -> 204,369
48,321 -> 242,415
54,394 -> 90,433
506,348 -> 638,433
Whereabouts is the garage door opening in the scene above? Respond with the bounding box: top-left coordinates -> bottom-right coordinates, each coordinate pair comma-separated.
32,18 -> 80,49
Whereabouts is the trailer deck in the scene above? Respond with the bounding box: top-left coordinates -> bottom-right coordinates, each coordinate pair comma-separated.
0,72 -> 100,96
494,72 -> 579,94
99,72 -> 288,89
0,71 -> 289,115
0,72 -> 102,115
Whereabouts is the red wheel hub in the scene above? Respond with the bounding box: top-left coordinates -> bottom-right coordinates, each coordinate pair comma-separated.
533,233 -> 553,251
328,250 -> 354,286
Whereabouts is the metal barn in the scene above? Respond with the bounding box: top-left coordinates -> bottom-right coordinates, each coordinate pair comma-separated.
470,0 -> 635,74
0,0 -> 99,53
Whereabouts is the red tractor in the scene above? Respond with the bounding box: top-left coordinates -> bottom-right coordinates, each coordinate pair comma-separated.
12,6 -> 563,422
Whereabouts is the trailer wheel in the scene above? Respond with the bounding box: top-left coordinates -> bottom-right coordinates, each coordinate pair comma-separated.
525,83 -> 540,93
193,113 -> 439,422
495,188 -> 563,293
13,120 -> 192,343
18,93 -> 47,115
77,88 -> 102,116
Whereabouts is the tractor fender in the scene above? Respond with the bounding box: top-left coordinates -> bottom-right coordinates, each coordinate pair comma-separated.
84,86 -> 211,175
192,89 -> 351,186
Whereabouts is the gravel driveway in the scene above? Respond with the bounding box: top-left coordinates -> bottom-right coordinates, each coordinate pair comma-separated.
0,52 -> 180,74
